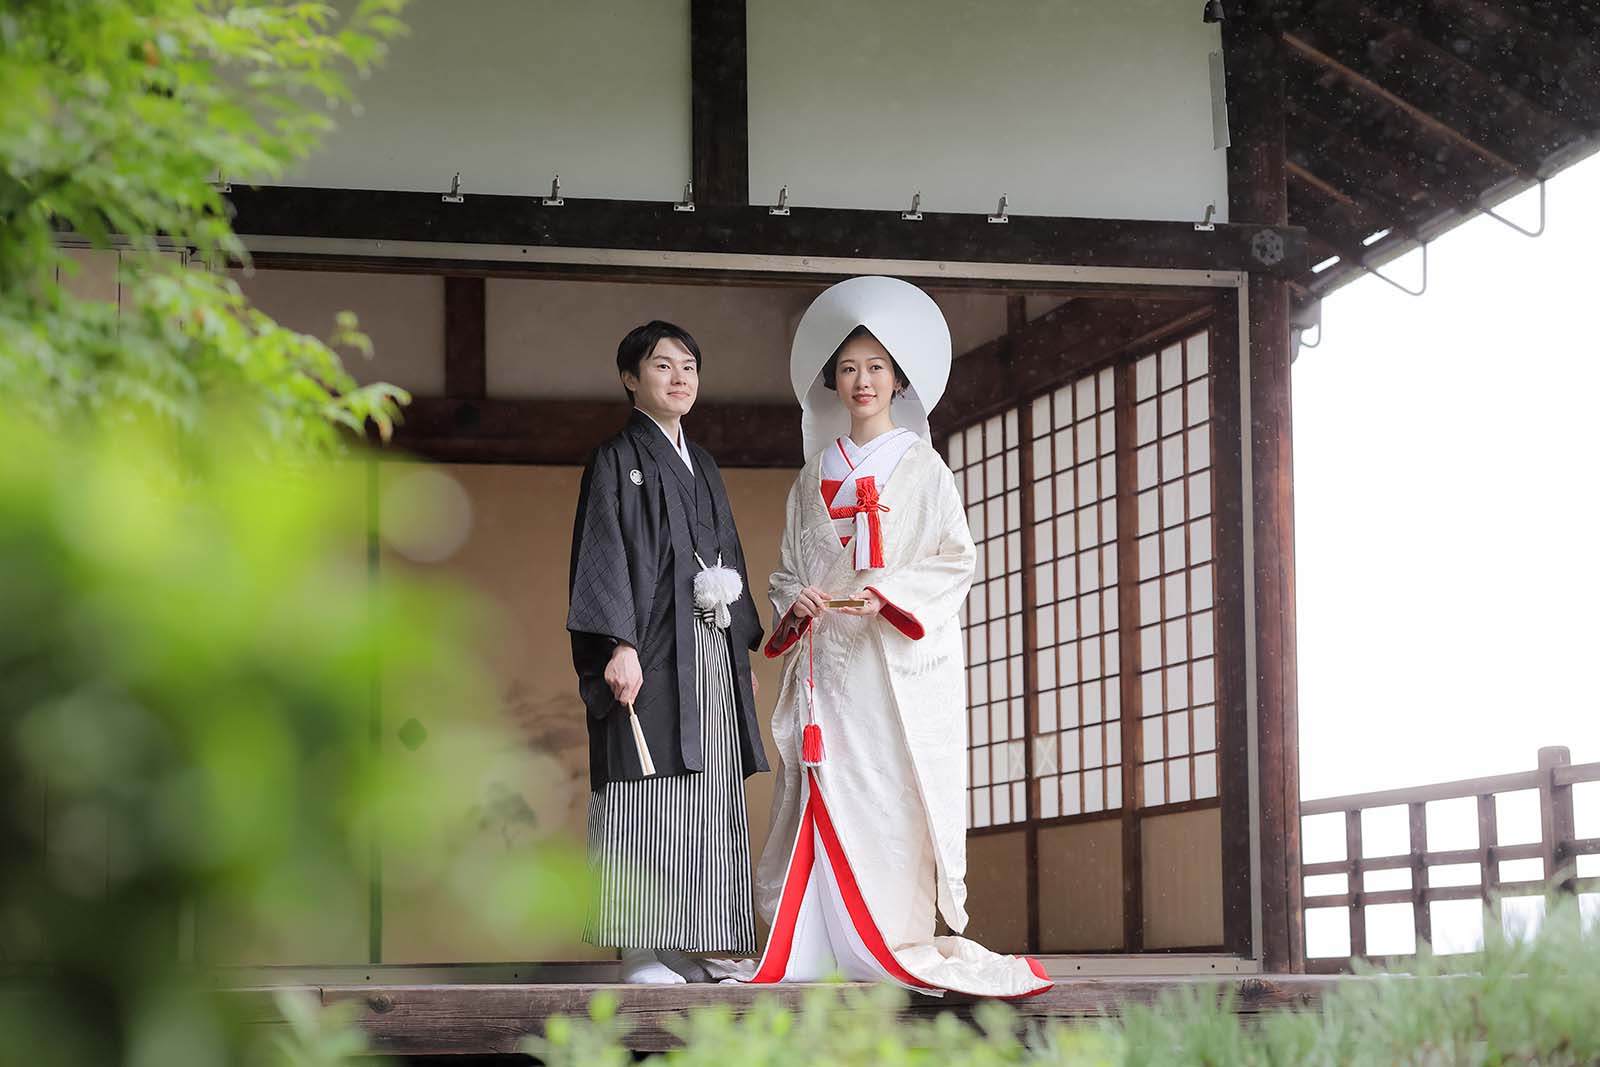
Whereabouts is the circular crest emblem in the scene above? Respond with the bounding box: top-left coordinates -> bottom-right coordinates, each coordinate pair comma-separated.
629,469 -> 644,486
1251,229 -> 1286,268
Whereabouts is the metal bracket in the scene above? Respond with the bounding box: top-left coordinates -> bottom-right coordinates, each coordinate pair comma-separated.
542,174 -> 563,207
1360,241 -> 1428,297
442,172 -> 464,204
674,181 -> 696,212
1195,203 -> 1216,232
211,171 -> 232,194
901,191 -> 923,221
1296,321 -> 1323,350
988,193 -> 1009,224
769,185 -> 790,216
1480,177 -> 1546,238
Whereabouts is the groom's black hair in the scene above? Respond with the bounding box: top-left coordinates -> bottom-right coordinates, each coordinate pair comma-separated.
617,320 -> 702,400
821,325 -> 909,394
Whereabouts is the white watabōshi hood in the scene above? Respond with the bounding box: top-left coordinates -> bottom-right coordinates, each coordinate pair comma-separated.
789,276 -> 953,459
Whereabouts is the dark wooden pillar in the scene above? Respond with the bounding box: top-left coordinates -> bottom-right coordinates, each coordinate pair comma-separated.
1223,0 -> 1304,973
443,276 -> 486,400
690,0 -> 749,207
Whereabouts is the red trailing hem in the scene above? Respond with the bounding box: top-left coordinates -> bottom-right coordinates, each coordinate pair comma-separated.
1002,956 -> 1054,1000
865,586 -> 925,640
749,770 -> 935,990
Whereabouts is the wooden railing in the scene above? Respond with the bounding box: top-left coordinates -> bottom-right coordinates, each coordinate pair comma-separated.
1297,746 -> 1600,973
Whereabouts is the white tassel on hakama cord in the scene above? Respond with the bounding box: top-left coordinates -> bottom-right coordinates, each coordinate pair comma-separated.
693,552 -> 744,630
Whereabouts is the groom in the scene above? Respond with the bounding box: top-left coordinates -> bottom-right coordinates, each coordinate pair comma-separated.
567,320 -> 768,984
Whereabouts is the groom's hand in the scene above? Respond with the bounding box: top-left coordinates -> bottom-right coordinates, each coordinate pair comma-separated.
791,586 -> 830,620
606,643 -> 643,706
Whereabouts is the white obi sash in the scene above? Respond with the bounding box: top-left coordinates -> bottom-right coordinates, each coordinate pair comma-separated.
820,428 -> 918,571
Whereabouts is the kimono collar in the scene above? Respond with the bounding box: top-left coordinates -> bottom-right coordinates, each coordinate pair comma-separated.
634,407 -> 693,473
821,428 -> 918,571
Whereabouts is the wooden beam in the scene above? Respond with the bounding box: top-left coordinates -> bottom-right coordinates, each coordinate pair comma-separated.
1350,3 -> 1590,143
1285,97 -> 1477,219
1281,31 -> 1539,182
382,397 -> 801,468
1428,0 -> 1600,123
224,186 -> 1308,278
442,276 -> 486,400
690,0 -> 749,207
930,298 -> 1214,436
1225,0 -> 1303,975
276,974 -> 1346,1055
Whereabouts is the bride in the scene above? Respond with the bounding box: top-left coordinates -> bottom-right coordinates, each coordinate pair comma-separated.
747,277 -> 1050,998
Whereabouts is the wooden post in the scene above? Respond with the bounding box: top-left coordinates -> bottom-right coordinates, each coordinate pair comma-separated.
1345,810 -> 1365,961
1478,792 -> 1499,942
1409,801 -> 1431,952
690,0 -> 749,207
1224,0 -> 1303,973
1114,364 -> 1145,952
1018,398 -> 1041,953
443,276 -> 486,400
1538,746 -> 1576,893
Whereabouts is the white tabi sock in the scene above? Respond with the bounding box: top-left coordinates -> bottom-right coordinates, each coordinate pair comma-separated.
654,949 -> 713,983
619,947 -> 686,984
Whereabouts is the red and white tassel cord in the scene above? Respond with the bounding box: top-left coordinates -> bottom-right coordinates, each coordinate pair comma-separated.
800,620 -> 825,767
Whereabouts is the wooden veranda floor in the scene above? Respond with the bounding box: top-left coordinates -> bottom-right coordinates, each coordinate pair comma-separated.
230,970 -> 1345,1056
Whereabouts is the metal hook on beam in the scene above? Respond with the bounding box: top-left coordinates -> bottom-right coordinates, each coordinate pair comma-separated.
1359,241 -> 1428,297
1195,203 -> 1216,232
901,191 -> 923,221
1296,321 -> 1323,350
769,185 -> 790,216
988,193 -> 1009,224
1479,177 -> 1546,238
674,181 -> 696,212
442,172 -> 464,204
542,174 -> 564,207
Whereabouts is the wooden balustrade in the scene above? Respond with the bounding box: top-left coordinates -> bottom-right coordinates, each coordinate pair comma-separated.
1298,746 -> 1600,973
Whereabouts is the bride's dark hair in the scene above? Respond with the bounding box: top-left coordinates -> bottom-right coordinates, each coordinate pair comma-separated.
821,325 -> 909,396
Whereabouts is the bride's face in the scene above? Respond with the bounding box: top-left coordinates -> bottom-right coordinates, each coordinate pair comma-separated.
833,335 -> 900,422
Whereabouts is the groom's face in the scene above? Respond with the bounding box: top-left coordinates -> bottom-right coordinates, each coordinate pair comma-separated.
624,337 -> 699,420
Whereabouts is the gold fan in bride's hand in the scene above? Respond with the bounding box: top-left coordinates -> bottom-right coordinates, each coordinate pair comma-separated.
825,597 -> 868,609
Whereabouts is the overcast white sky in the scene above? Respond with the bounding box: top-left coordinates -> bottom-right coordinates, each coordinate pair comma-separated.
1293,151 -> 1600,804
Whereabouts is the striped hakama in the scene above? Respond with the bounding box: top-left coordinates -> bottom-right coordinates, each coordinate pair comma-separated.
583,610 -> 756,953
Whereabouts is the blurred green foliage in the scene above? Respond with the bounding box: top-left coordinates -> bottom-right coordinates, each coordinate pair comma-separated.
0,0 -> 411,453
0,4 -> 596,1062
0,415 -> 588,1066
529,898 -> 1600,1067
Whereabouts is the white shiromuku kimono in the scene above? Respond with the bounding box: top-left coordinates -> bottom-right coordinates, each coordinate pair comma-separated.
747,429 -> 1051,998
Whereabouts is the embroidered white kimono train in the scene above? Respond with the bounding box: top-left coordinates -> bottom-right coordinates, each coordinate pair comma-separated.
749,432 -> 1050,998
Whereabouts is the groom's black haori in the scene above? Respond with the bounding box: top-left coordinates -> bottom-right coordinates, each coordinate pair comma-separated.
567,328 -> 768,953
568,410 -> 768,785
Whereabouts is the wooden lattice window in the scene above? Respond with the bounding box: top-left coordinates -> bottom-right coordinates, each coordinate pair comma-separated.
1028,369 -> 1123,818
948,329 -> 1222,832
946,412 -> 1024,829
1131,336 -> 1219,807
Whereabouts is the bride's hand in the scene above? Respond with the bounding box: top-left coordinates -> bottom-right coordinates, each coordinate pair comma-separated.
791,586 -> 831,620
835,589 -> 883,618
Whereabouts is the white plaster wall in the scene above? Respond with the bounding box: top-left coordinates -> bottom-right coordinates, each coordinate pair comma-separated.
274,1 -> 1224,224
747,0 -> 1228,222
231,269 -> 446,395
284,0 -> 692,201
